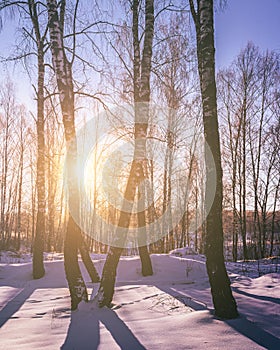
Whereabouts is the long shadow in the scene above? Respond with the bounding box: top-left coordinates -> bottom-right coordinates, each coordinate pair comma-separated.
61,307 -> 100,350
156,284 -> 208,311
156,283 -> 280,349
0,262 -> 36,328
0,260 -> 66,329
61,306 -> 146,350
232,286 -> 280,304
0,286 -> 35,328
227,314 -> 280,350
1,257 -> 280,349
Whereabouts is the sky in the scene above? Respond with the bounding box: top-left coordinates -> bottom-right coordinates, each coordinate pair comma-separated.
0,0 -> 280,105
215,0 -> 280,68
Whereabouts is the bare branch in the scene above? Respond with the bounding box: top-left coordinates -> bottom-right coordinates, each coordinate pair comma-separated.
189,0 -> 198,28
70,0 -> 79,66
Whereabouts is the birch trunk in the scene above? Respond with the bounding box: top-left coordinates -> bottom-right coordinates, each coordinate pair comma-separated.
189,0 -> 238,319
98,0 -> 154,307
32,41 -> 46,279
47,0 -> 99,310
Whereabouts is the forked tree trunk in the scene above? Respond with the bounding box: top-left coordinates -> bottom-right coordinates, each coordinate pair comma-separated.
47,0 -> 99,310
189,0 -> 238,319
97,0 -> 154,307
98,160 -> 144,307
80,237 -> 100,282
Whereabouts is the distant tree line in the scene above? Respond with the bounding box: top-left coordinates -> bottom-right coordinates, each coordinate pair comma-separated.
0,1 -> 279,261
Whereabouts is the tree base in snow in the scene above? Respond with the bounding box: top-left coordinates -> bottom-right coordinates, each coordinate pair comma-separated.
33,266 -> 45,280
213,306 -> 239,319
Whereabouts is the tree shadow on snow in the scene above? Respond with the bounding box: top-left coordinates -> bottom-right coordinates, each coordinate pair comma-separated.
0,260 -> 67,329
0,286 -> 35,328
232,286 -> 280,305
155,283 -> 280,349
227,314 -> 280,349
61,304 -> 146,350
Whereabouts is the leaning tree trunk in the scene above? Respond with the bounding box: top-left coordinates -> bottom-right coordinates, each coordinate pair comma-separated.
97,0 -> 154,307
47,0 -> 99,310
79,236 -> 100,282
189,0 -> 238,319
98,160 -> 146,307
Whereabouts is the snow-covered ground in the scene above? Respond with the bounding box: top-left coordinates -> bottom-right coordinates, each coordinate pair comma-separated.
0,251 -> 279,349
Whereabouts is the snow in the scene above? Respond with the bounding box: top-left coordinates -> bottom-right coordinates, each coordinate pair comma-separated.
170,246 -> 198,256
0,251 -> 279,349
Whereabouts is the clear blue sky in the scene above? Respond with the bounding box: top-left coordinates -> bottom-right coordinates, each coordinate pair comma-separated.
0,0 -> 280,104
215,0 -> 280,68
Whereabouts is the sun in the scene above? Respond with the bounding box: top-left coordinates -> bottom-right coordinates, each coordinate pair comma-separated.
81,134 -> 132,223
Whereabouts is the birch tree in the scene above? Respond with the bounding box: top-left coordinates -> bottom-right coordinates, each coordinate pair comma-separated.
0,0 -> 49,277
98,0 -> 154,308
47,0 -> 99,310
189,0 -> 238,319
28,0 -> 48,279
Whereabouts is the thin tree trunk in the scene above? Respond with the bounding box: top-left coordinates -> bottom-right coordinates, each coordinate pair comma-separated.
270,177 -> 280,256
16,116 -> 24,251
32,43 -> 46,279
0,94 -> 9,248
194,182 -> 198,252
241,95 -> 248,260
30,151 -> 36,253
